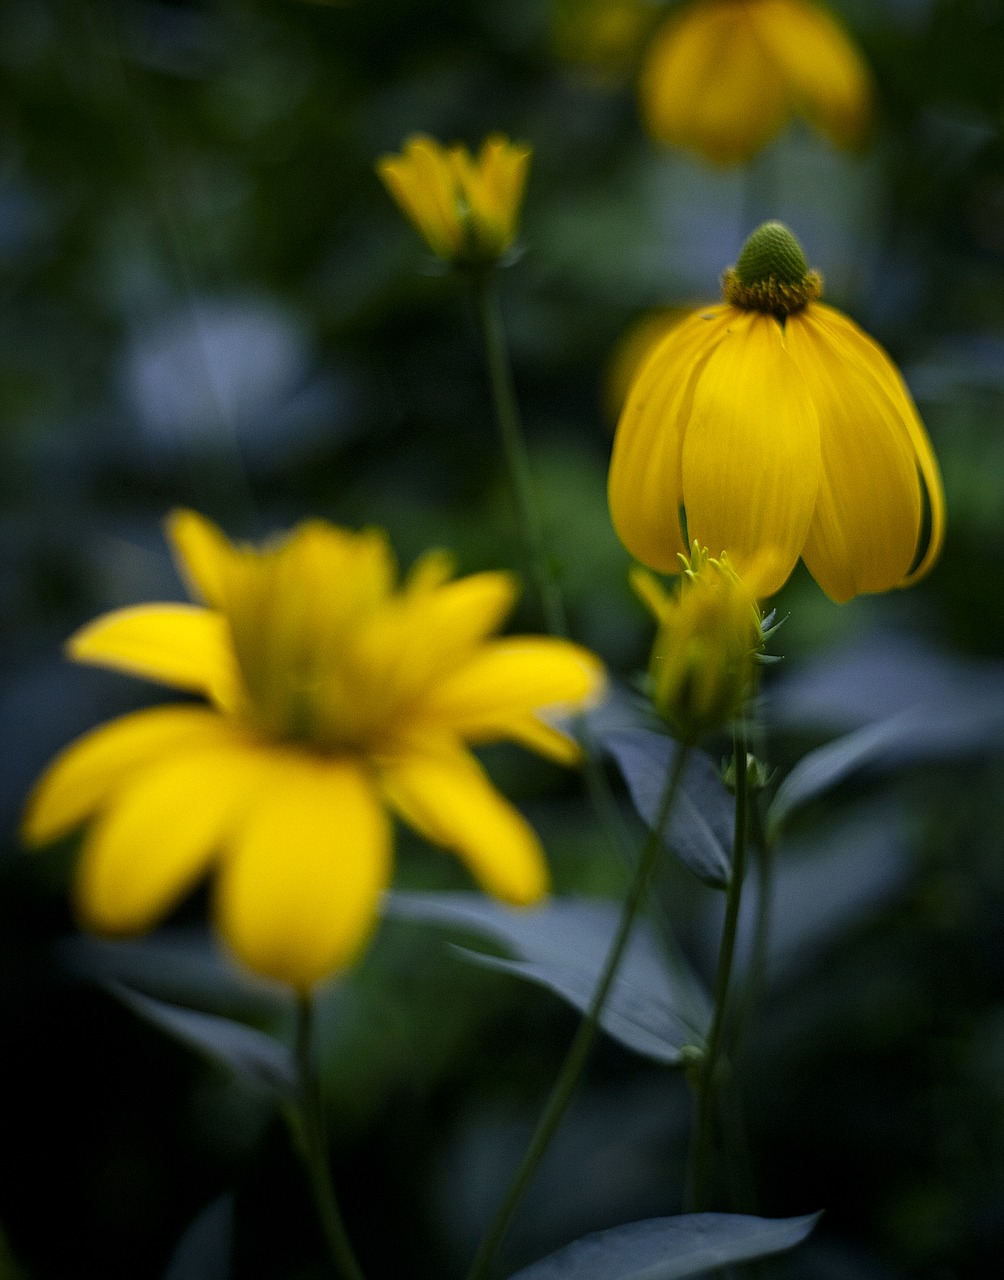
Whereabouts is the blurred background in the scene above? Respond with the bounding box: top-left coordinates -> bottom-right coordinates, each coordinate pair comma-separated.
1,0 -> 1003,1275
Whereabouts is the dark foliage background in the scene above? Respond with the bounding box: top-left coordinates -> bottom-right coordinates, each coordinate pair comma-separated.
1,0 -> 1003,1276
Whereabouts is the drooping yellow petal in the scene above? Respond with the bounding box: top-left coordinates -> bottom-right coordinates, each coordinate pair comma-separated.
68,605 -> 242,712
166,509 -> 241,609
609,306 -> 734,572
75,739 -> 271,935
215,755 -> 391,990
411,637 -> 604,755
379,746 -> 548,905
681,311 -> 820,595
639,1 -> 788,165
807,304 -> 945,587
787,310 -> 921,602
751,0 -> 873,151
22,706 -> 238,846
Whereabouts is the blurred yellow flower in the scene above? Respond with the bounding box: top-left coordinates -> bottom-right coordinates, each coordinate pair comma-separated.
23,513 -> 604,990
639,0 -> 873,166
632,546 -> 763,741
608,221 -> 945,603
377,134 -> 531,266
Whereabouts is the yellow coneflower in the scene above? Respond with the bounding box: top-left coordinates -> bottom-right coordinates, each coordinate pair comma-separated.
639,0 -> 873,166
376,134 -> 531,267
23,512 -> 604,991
608,222 -> 945,603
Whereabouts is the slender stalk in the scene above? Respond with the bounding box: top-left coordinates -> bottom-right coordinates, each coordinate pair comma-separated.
471,270 -> 567,638
688,724 -> 751,1211
291,995 -> 367,1280
466,744 -> 691,1280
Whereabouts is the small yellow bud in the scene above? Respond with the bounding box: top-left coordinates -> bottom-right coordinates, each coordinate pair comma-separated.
376,133 -> 531,268
632,546 -> 763,742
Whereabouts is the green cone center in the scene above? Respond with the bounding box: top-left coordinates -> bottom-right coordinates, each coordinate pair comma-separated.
722,220 -> 823,316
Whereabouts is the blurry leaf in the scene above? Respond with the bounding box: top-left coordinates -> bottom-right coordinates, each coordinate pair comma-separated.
507,1211 -> 821,1279
60,930 -> 289,1021
109,983 -> 297,1098
164,1194 -> 234,1280
767,632 -> 1004,754
602,729 -> 733,887
385,892 -> 709,1065
766,712 -> 924,840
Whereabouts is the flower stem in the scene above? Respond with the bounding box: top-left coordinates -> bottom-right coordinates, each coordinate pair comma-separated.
291,995 -> 367,1280
688,724 -> 751,1212
471,270 -> 567,638
466,744 -> 691,1280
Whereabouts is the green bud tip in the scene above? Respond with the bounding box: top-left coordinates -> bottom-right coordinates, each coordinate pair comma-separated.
721,220 -> 823,317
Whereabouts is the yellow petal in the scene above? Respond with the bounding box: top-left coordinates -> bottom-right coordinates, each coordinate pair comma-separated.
609,307 -> 734,572
166,509 -> 240,609
751,0 -> 873,151
639,1 -> 789,165
379,746 -> 549,905
22,706 -> 236,846
807,304 -> 945,587
682,311 -> 820,595
68,604 -> 242,711
787,310 -> 921,602
494,715 -> 584,766
75,738 -> 270,935
216,755 -> 391,990
412,637 -> 604,755
376,136 -> 462,259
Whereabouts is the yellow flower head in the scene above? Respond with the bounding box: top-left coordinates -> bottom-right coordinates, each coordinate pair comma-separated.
608,221 -> 945,603
632,545 -> 763,742
376,133 -> 531,267
22,513 -> 604,991
639,0 -> 873,166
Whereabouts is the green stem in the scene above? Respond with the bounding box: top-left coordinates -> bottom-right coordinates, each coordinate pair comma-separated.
688,724 -> 750,1212
466,744 -> 691,1280
291,995 -> 367,1280
471,270 -> 567,638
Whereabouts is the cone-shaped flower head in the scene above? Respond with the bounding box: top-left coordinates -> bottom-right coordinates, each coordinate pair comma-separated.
633,546 -> 763,742
377,134 -> 531,267
639,0 -> 873,166
23,513 -> 604,991
608,221 -> 945,603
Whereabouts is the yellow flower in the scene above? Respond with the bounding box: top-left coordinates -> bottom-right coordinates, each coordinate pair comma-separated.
22,512 -> 604,991
638,0 -> 873,166
376,134 -> 531,266
632,546 -> 763,742
608,222 -> 945,603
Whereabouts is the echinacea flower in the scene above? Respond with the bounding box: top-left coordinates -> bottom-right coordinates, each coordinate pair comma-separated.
608,222 -> 945,603
632,546 -> 763,741
23,513 -> 604,990
639,0 -> 873,166
377,134 -> 531,267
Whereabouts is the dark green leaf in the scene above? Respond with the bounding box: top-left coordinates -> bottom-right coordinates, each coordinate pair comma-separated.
602,730 -> 733,887
109,983 -> 297,1098
766,712 -> 924,840
507,1211 -> 821,1280
385,892 -> 709,1064
164,1194 -> 234,1280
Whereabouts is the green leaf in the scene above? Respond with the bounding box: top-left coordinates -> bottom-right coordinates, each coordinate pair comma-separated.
603,730 -> 733,887
766,712 -> 923,840
109,983 -> 297,1098
507,1212 -> 821,1280
164,1194 -> 234,1280
384,892 -> 709,1064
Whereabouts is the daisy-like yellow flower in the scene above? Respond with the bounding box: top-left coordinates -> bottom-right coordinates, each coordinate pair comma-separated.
22,513 -> 604,991
608,222 -> 945,603
376,134 -> 531,267
638,0 -> 873,166
632,546 -> 763,742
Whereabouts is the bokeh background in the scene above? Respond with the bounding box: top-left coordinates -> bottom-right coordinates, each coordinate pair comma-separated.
1,0 -> 1004,1276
